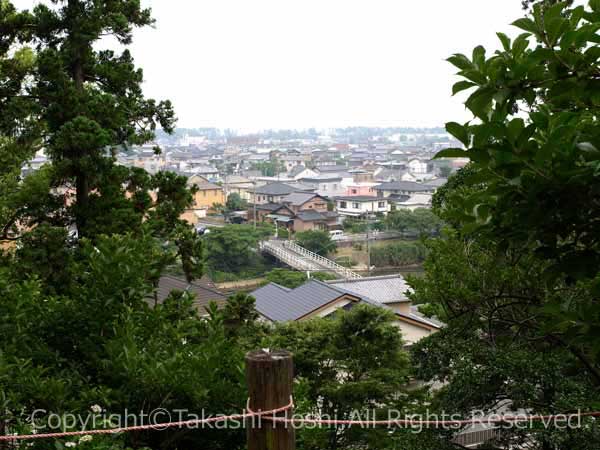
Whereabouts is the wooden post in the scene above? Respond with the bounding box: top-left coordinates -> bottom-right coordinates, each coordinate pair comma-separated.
246,349 -> 295,450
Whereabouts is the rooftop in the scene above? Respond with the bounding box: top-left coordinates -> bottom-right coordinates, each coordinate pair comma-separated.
254,182 -> 302,196
335,196 -> 385,202
327,274 -> 411,304
156,275 -> 228,313
282,192 -> 321,206
374,181 -> 433,192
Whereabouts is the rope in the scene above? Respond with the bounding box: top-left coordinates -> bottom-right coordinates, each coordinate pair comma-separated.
3,397 -> 600,441
247,404 -> 600,426
0,397 -> 294,442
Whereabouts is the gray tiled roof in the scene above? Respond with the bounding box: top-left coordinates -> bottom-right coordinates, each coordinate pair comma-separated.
156,276 -> 228,312
295,210 -> 326,222
251,279 -> 442,329
255,182 -> 300,196
282,192 -> 319,206
251,280 -> 350,321
410,305 -> 445,328
256,203 -> 283,211
425,178 -> 448,188
288,165 -> 307,177
327,275 -> 411,304
374,181 -> 433,192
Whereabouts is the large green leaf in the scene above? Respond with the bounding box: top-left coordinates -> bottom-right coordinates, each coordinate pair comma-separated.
452,80 -> 477,96
434,148 -> 468,159
445,122 -> 470,146
512,18 -> 538,34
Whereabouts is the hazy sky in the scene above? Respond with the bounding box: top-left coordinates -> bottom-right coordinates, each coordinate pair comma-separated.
20,0 -> 525,130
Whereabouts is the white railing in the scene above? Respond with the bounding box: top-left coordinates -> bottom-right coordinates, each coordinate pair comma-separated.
282,241 -> 362,279
260,241 -> 321,272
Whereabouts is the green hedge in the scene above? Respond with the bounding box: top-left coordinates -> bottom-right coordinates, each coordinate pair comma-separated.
370,241 -> 427,267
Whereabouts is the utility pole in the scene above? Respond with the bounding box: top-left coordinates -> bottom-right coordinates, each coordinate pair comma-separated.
366,212 -> 371,276
253,180 -> 257,230
246,350 -> 295,450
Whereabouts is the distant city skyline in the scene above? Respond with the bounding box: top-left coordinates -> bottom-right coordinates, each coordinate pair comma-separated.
17,0 -> 525,130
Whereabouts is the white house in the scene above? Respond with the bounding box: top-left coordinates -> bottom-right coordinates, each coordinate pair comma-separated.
334,196 -> 390,217
407,158 -> 432,175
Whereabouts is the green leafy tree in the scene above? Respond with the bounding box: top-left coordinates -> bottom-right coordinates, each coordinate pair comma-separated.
264,268 -> 336,289
204,224 -> 272,274
0,233 -> 249,450
1,0 -> 175,237
266,305 -> 426,450
385,208 -> 443,235
411,2 -> 600,447
225,192 -> 247,211
251,159 -> 284,177
295,230 -> 336,256
437,0 -> 600,369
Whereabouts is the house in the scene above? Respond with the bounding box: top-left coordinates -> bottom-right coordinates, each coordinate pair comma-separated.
334,196 -> 390,217
407,158 -> 432,175
344,183 -> 378,197
182,176 -> 225,224
155,275 -> 228,315
251,182 -> 311,205
287,165 -> 318,180
259,192 -> 339,233
249,278 -> 441,345
374,181 -> 435,198
297,175 -> 345,197
185,164 -> 220,180
281,192 -> 329,214
223,175 -> 255,202
373,168 -> 408,183
326,275 -> 443,344
280,153 -> 312,171
350,169 -> 375,183
394,193 -> 433,210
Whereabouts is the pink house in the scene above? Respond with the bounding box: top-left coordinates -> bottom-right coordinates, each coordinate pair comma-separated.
344,183 -> 379,197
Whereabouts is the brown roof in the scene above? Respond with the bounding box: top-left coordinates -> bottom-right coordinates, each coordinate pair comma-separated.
156,275 -> 228,313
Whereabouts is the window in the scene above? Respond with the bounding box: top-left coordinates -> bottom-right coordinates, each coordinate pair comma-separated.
351,189 -> 357,194
378,201 -> 386,208
352,202 -> 360,209
340,201 -> 347,209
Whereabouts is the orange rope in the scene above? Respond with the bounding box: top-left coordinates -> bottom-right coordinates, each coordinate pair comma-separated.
3,398 -> 599,442
0,397 -> 294,442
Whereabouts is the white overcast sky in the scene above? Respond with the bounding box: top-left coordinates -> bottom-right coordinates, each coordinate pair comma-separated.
19,0 -> 525,130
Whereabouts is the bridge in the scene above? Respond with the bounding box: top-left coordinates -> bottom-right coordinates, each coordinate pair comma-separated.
259,239 -> 362,280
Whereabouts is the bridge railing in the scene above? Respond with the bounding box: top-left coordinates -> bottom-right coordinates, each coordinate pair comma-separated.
282,241 -> 362,279
259,241 -> 320,272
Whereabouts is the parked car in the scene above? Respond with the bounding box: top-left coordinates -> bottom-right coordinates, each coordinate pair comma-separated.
329,230 -> 344,240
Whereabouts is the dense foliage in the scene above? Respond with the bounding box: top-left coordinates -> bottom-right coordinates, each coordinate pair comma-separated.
385,208 -> 444,235
411,1 -> 600,448
295,230 -> 337,256
203,224 -> 274,279
265,305 -> 453,450
369,241 -> 427,267
264,268 -> 336,288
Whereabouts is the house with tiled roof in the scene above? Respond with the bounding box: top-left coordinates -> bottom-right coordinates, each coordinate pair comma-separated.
249,277 -> 442,345
181,176 -> 225,224
251,182 -> 313,205
334,196 -> 391,217
154,275 -> 228,315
